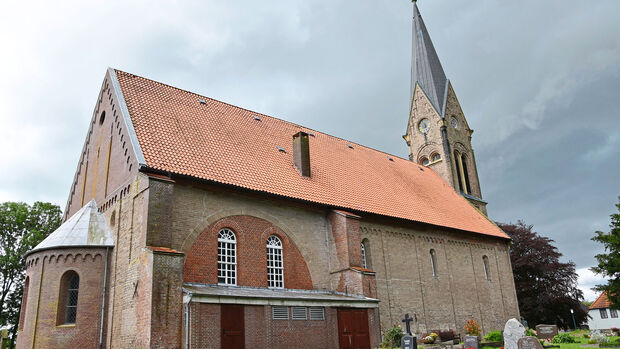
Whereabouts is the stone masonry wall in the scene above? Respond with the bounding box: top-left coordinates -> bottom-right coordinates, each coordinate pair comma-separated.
360,221 -> 519,335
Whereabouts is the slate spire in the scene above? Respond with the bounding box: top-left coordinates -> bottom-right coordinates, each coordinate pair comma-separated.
411,3 -> 448,116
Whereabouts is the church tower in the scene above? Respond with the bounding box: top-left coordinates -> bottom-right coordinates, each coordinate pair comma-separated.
403,3 -> 487,214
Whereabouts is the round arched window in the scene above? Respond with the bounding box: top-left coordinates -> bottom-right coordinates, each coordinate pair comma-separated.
431,153 -> 441,162
420,157 -> 430,166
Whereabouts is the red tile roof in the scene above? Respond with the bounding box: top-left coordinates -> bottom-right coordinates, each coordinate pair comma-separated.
115,70 -> 509,239
591,292 -> 612,310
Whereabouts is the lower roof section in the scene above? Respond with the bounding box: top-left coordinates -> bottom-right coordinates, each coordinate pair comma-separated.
183,283 -> 379,308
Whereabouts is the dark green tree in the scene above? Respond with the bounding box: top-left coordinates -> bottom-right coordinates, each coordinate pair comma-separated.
591,197 -> 620,308
497,221 -> 587,329
0,202 -> 62,348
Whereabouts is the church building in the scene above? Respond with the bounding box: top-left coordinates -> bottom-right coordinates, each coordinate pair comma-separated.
16,3 -> 519,348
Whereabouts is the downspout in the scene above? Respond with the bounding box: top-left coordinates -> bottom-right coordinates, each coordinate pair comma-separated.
99,247 -> 110,349
184,291 -> 192,349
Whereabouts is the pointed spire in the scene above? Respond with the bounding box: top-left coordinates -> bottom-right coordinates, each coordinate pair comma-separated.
411,3 -> 448,116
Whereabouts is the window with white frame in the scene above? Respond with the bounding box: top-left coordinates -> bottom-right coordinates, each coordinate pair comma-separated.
600,309 -> 608,319
611,309 -> 618,318
217,228 -> 237,285
482,255 -> 490,280
361,242 -> 367,269
267,235 -> 284,289
430,249 -> 438,277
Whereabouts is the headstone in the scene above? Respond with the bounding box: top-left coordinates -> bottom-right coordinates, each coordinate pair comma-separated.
518,336 -> 544,349
464,335 -> 479,349
418,324 -> 427,335
504,318 -> 526,349
402,335 -> 417,349
535,325 -> 558,340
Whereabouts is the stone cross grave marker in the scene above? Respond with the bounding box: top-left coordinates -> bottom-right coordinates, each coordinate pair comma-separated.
535,325 -> 558,340
464,335 -> 479,349
504,318 -> 526,349
402,313 -> 414,335
401,314 -> 417,349
518,336 -> 544,349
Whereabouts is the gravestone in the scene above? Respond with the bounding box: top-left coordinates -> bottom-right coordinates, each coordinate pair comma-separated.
504,318 -> 526,349
518,336 -> 544,349
464,335 -> 479,349
535,324 -> 558,340
402,335 -> 416,349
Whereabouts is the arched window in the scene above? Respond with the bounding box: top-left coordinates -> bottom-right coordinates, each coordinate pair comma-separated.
420,157 -> 430,166
461,155 -> 472,194
57,271 -> 79,325
430,249 -> 438,277
482,255 -> 490,280
431,153 -> 441,162
218,229 -> 237,285
361,242 -> 367,269
267,235 -> 283,289
454,151 -> 464,193
361,239 -> 371,269
19,276 -> 29,330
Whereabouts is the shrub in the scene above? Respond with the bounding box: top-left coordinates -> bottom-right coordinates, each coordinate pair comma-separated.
465,319 -> 482,336
380,325 -> 403,348
584,334 -> 591,338
552,333 -> 577,343
591,333 -> 610,344
526,329 -> 536,337
484,331 -> 503,342
589,339 -> 598,344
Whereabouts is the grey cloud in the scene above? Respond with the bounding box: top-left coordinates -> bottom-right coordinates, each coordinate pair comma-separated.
1,0 -> 619,283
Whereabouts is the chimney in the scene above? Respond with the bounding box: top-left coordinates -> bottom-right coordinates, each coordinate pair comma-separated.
292,131 -> 311,177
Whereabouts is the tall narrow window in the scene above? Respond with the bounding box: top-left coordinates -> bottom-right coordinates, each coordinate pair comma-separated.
19,277 -> 29,330
361,242 -> 367,269
600,309 -> 608,319
461,155 -> 472,194
453,151 -> 464,192
482,255 -> 490,280
361,239 -> 371,269
218,229 -> 237,285
58,271 -> 79,325
267,235 -> 283,289
430,249 -> 438,277
611,309 -> 618,318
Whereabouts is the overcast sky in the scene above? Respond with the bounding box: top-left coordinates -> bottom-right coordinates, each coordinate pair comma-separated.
1,0 -> 618,301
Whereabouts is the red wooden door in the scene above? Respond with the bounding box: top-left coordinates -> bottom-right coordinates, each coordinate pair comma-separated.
337,309 -> 370,349
221,305 -> 244,349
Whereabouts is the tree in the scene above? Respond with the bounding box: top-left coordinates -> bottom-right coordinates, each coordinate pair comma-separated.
591,197 -> 620,308
497,221 -> 587,329
0,202 -> 62,348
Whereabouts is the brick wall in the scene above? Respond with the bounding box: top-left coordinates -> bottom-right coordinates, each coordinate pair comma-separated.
187,304 -> 342,349
16,247 -> 110,349
183,215 -> 313,290
64,69 -> 139,220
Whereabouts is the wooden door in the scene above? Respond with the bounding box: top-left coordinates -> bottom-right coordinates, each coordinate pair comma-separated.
221,305 -> 244,349
337,309 -> 370,349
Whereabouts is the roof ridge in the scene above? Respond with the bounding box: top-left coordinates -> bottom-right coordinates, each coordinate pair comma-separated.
112,69 -> 411,163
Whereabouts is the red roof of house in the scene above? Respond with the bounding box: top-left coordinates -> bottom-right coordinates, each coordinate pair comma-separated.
591,292 -> 612,310
115,70 -> 509,239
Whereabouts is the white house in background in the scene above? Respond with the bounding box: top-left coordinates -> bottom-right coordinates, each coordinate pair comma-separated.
588,292 -> 620,330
